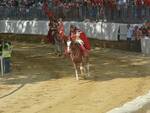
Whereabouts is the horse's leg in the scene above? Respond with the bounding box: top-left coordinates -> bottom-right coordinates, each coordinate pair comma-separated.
84,56 -> 90,77
74,63 -> 79,80
70,55 -> 79,80
60,40 -> 64,56
81,57 -> 86,79
83,63 -> 88,79
86,62 -> 90,77
57,41 -> 62,56
80,63 -> 84,76
56,39 -> 61,55
54,37 -> 58,55
57,35 -> 63,56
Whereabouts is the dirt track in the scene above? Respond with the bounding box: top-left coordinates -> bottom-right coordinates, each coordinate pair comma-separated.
1,42 -> 150,113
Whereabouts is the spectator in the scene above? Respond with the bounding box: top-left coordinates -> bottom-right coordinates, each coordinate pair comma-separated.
134,0 -> 143,19
117,0 -> 127,21
11,0 -> 19,7
143,0 -> 150,18
143,20 -> 150,36
108,0 -> 117,20
126,24 -> 134,50
82,0 -> 88,19
1,40 -> 12,74
96,0 -> 104,20
91,0 -> 98,20
133,26 -> 143,52
78,0 -> 84,20
85,0 -> 92,19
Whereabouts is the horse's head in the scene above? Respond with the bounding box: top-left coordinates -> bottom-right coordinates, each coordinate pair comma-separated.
66,40 -> 81,56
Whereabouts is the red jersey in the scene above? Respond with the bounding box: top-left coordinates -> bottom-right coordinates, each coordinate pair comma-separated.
80,32 -> 91,50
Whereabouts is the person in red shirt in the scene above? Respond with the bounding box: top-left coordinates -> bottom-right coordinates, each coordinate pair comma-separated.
143,0 -> 150,17
42,0 -> 55,44
42,0 -> 53,19
108,0 -> 117,20
134,0 -> 143,19
96,0 -> 104,19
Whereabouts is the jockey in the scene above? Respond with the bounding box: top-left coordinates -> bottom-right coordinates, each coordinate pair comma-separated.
69,25 -> 91,56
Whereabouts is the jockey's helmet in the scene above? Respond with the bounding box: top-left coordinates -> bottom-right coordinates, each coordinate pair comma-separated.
70,25 -> 77,32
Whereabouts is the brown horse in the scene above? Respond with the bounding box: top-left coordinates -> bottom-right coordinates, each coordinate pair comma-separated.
66,40 -> 90,80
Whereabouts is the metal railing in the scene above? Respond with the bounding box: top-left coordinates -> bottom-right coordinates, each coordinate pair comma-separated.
0,4 -> 150,23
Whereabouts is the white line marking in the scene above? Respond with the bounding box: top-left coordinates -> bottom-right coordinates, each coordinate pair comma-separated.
107,91 -> 150,113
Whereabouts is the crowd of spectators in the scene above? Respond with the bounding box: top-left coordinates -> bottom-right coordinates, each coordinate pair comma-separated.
0,0 -> 36,7
0,0 -> 150,22
50,0 -> 150,21
126,20 -> 150,52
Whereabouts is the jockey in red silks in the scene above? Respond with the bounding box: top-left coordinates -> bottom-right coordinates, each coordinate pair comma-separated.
68,25 -> 91,56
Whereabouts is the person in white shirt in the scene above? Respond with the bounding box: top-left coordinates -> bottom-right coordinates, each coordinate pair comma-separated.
126,24 -> 133,50
127,24 -> 133,41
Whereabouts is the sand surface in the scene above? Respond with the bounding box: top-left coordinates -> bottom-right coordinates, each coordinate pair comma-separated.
0,42 -> 150,113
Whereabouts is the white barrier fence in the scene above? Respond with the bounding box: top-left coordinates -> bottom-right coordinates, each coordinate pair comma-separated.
1,20 -> 150,55
0,20 -> 137,41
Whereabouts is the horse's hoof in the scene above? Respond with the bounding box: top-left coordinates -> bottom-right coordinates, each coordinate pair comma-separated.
54,53 -> 57,55
76,78 -> 79,80
58,54 -> 62,57
82,75 -> 87,79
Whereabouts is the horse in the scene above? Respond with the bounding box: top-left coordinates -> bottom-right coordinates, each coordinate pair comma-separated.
53,31 -> 64,56
46,17 -> 64,56
65,39 -> 90,80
